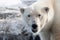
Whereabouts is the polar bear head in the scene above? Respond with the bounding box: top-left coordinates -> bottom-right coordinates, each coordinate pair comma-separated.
20,5 -> 54,34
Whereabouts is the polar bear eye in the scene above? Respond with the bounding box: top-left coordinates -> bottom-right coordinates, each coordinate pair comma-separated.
38,14 -> 41,17
44,7 -> 49,13
28,15 -> 31,17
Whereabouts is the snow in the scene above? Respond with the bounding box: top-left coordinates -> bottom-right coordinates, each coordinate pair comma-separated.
0,0 -> 21,7
21,0 -> 36,6
0,0 -> 36,7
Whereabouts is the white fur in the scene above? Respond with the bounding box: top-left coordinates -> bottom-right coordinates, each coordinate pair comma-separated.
51,0 -> 60,40
21,0 -> 54,40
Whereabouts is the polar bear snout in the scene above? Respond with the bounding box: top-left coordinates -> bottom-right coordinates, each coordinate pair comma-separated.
32,24 -> 38,33
32,24 -> 38,29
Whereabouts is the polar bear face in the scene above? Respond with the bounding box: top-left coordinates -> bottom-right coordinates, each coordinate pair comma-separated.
20,6 -> 54,34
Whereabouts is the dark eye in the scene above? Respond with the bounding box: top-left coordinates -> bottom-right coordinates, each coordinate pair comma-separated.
38,14 -> 41,17
28,15 -> 31,17
45,7 -> 49,13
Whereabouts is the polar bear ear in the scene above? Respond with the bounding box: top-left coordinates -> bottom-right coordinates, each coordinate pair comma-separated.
20,8 -> 25,14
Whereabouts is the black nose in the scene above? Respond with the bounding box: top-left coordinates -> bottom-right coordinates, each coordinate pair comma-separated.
32,24 -> 38,29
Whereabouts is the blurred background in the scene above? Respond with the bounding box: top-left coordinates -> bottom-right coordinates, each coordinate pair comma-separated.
0,0 -> 36,7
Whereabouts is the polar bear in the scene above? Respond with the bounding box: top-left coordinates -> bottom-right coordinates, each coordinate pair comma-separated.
20,0 -> 54,40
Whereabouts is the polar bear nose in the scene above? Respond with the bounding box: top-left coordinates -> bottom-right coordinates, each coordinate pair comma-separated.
32,24 -> 38,29
32,24 -> 38,33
